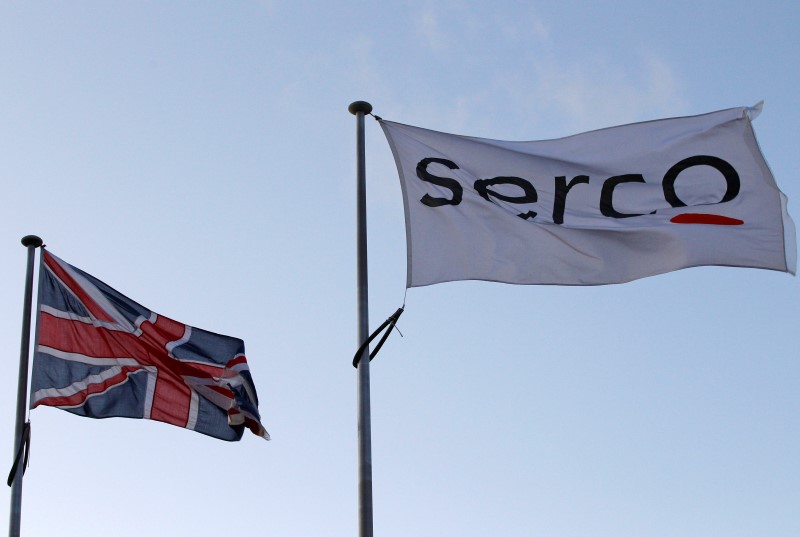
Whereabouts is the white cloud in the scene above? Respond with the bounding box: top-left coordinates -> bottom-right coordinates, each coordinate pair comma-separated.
400,4 -> 686,139
526,53 -> 687,136
416,7 -> 450,54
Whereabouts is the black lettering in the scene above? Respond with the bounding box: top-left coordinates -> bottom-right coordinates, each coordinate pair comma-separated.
473,176 -> 538,219
600,174 -> 649,218
416,158 -> 463,207
663,155 -> 740,208
553,175 -> 589,224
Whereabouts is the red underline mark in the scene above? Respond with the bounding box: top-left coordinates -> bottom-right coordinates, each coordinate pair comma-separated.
670,213 -> 744,226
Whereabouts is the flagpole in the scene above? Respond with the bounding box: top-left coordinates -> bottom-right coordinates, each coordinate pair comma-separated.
349,100 -> 374,537
9,235 -> 42,537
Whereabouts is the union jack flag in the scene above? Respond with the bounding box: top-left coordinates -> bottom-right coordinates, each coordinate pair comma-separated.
30,250 -> 269,441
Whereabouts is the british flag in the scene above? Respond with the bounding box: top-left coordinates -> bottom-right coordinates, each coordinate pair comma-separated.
30,250 -> 269,441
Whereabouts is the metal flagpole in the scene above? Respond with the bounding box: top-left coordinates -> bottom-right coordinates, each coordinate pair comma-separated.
349,100 -> 374,537
9,235 -> 43,537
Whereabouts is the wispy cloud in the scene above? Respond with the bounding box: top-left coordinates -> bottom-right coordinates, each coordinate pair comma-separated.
525,53 -> 687,136
402,4 -> 686,139
416,7 -> 450,54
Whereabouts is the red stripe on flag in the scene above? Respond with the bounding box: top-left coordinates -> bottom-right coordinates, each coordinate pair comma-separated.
149,371 -> 193,427
40,314 -> 229,378
208,385 -> 234,397
226,356 -> 248,368
245,417 -> 265,437
670,213 -> 744,225
33,366 -> 142,408
39,313 -> 140,359
43,252 -> 116,323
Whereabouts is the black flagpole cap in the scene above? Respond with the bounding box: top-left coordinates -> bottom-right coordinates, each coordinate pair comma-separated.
21,235 -> 43,248
348,101 -> 373,115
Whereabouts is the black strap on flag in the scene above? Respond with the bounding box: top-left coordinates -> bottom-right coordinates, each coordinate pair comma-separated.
352,307 -> 404,367
7,421 -> 30,487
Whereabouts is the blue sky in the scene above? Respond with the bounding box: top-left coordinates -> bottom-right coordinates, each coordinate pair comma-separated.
1,2 -> 798,536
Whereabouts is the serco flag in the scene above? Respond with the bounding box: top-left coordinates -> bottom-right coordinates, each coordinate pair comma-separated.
30,250 -> 269,441
379,104 -> 796,287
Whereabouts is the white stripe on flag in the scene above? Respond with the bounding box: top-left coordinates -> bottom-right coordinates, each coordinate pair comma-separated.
186,390 -> 200,430
31,366 -> 138,408
38,345 -> 141,367
40,305 -> 132,332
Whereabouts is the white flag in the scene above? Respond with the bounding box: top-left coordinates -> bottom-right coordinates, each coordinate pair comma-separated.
379,104 -> 796,287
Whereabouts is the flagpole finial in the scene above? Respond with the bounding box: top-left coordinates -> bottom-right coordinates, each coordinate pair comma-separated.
21,235 -> 43,248
349,101 -> 373,115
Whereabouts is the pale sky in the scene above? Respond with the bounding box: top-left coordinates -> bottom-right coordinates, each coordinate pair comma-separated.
1,2 -> 798,536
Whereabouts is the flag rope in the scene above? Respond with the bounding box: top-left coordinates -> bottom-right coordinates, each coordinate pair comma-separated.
6,423 -> 30,488
352,307 -> 404,367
